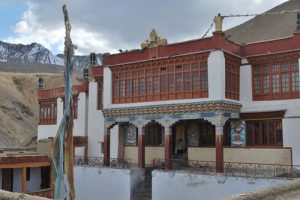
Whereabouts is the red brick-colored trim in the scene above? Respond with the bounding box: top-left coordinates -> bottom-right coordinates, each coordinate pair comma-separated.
240,111 -> 285,120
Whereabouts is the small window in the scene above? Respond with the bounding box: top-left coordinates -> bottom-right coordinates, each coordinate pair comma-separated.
26,168 -> 30,181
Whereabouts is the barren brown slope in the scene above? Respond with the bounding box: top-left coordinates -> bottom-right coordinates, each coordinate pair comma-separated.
225,0 -> 300,45
0,72 -> 82,148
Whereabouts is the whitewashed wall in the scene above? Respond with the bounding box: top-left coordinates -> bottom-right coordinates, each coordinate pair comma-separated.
208,50 -> 226,99
240,63 -> 300,165
110,125 -> 119,158
12,168 -> 42,193
87,81 -> 104,157
74,167 -> 144,200
13,169 -> 22,192
74,92 -> 87,136
152,171 -> 287,200
26,167 -> 41,192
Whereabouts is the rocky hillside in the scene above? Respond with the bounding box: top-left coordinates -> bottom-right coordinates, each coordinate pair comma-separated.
0,72 -> 82,148
0,40 -> 102,71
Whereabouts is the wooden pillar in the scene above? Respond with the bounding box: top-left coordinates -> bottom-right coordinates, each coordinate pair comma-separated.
215,125 -> 224,173
22,167 -> 27,193
138,127 -> 145,168
103,128 -> 110,166
164,126 -> 172,170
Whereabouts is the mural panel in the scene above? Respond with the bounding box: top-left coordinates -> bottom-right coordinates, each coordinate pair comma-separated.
231,120 -> 246,147
187,123 -> 199,147
125,125 -> 137,146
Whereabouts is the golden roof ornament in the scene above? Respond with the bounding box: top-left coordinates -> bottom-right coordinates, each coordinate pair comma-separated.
141,28 -> 167,49
215,13 -> 224,32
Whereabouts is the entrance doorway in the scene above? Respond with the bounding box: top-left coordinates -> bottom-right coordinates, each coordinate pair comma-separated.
2,168 -> 13,191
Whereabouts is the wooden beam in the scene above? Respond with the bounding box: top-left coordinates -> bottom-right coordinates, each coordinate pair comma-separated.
22,167 -> 27,193
0,161 -> 50,169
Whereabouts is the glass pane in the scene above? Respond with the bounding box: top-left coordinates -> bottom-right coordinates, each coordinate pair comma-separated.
272,74 -> 280,93
154,76 -> 160,94
246,122 -> 253,145
184,72 -> 191,91
292,72 -> 299,92
146,77 -> 152,94
126,80 -> 132,96
281,73 -> 289,93
176,73 -> 183,92
261,122 -> 267,145
168,74 -> 175,92
281,63 -> 289,71
269,121 -> 275,145
161,75 -> 167,93
254,76 -> 261,94
192,63 -> 199,70
276,121 -> 283,145
133,79 -> 139,96
263,75 -> 270,94
140,78 -> 144,95
254,122 -> 260,145
201,71 -> 208,91
192,71 -> 200,91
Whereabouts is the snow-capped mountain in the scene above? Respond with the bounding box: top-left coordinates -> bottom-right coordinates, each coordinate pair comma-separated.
0,41 -> 64,65
0,40 -> 102,70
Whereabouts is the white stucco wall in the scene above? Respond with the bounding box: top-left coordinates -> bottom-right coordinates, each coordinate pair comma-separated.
37,97 -> 63,140
87,81 -> 104,157
73,92 -> 87,136
26,167 -> 41,192
283,118 -> 300,165
74,166 -> 144,200
12,168 -> 42,193
110,125 -> 119,158
103,67 -> 112,108
75,147 -> 85,157
152,171 -> 287,200
13,169 -> 22,192
208,50 -> 226,99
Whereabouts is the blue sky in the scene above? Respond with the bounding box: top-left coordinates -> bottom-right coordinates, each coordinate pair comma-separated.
0,1 -> 27,39
0,0 -> 288,55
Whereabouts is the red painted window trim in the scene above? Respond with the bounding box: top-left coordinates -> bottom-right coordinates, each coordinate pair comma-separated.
39,99 -> 57,125
245,119 -> 283,147
251,58 -> 299,101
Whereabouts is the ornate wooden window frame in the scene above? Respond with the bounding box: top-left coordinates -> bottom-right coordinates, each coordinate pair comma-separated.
249,52 -> 300,101
39,98 -> 57,125
111,52 -> 209,104
225,53 -> 241,100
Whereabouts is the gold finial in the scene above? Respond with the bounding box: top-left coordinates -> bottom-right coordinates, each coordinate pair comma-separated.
215,13 -> 224,32
141,28 -> 167,49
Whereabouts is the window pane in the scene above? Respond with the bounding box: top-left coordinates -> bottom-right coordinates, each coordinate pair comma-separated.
276,121 -> 283,145
263,75 -> 270,94
201,71 -> 208,91
254,76 -> 261,94
281,73 -> 289,93
146,77 -> 152,94
192,71 -> 200,91
133,79 -> 139,96
113,80 -> 119,96
140,78 -> 144,95
292,72 -> 299,92
154,76 -> 160,94
281,63 -> 289,71
272,74 -> 280,93
120,80 -> 125,96
176,73 -> 183,92
126,80 -> 132,96
246,122 -> 253,145
168,74 -> 175,92
261,122 -> 268,145
254,122 -> 260,145
161,75 -> 167,93
269,121 -> 275,145
184,72 -> 191,91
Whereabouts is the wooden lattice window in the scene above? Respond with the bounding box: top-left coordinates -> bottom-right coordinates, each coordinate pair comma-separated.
252,60 -> 299,100
111,53 -> 209,103
39,99 -> 57,125
225,54 -> 241,100
246,120 -> 282,146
